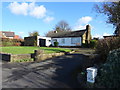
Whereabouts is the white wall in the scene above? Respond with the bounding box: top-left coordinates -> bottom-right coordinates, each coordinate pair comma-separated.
7,37 -> 14,39
51,37 -> 81,46
37,36 -> 51,46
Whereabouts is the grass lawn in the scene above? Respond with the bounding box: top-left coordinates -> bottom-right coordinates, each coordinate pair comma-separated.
1,46 -> 71,54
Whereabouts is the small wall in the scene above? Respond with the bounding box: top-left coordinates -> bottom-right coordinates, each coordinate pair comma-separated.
0,53 -> 32,62
34,50 -> 65,61
1,50 -> 67,62
1,53 -> 11,61
10,54 -> 32,62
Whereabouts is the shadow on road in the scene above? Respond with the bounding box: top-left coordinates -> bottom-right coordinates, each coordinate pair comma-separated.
2,53 -> 94,88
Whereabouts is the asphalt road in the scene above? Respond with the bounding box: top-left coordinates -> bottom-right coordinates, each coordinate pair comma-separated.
2,53 -> 88,88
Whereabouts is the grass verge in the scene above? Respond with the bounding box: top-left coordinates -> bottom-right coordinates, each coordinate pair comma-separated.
1,46 -> 71,54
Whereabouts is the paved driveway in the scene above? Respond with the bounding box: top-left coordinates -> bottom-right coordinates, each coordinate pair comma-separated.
2,53 -> 89,88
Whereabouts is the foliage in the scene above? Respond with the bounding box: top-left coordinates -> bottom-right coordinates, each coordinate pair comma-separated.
29,31 -> 39,36
20,41 -> 24,46
13,58 -> 34,62
1,38 -> 23,46
54,41 -> 59,47
94,2 -> 120,35
82,43 -> 89,48
89,40 -> 98,48
34,40 -> 37,46
95,48 -> 120,88
82,40 -> 97,48
1,46 -> 71,54
95,37 -> 120,62
2,41 -> 14,46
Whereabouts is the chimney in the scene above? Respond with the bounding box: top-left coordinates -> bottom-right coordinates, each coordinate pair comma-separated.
54,30 -> 57,33
86,25 -> 91,44
86,24 -> 91,31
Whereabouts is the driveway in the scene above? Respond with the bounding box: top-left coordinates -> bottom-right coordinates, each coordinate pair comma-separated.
2,53 -> 90,88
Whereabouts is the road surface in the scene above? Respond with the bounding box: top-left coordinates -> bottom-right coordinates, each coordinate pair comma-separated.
2,53 -> 88,88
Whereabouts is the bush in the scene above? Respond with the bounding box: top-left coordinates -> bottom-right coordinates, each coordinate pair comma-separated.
2,41 -> 14,46
14,42 -> 21,46
89,40 -> 97,48
1,38 -> 23,46
54,41 -> 59,47
82,43 -> 89,48
95,48 -> 120,88
14,58 -> 34,62
95,37 -> 120,62
20,41 -> 24,46
34,40 -> 37,46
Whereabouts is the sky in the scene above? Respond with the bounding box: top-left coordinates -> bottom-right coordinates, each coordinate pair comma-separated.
1,2 -> 115,38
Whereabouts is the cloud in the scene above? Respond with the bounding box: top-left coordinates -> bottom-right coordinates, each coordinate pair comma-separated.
73,16 -> 92,30
43,16 -> 54,23
18,32 -> 24,34
93,34 -> 103,39
29,5 -> 47,19
8,2 -> 54,22
93,33 -> 111,39
8,2 -> 29,15
103,33 -> 111,36
78,16 -> 92,25
74,25 -> 86,30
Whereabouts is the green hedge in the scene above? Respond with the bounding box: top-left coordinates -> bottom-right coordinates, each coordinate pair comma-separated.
82,40 -> 98,48
89,40 -> 97,49
1,38 -> 23,46
95,48 -> 120,88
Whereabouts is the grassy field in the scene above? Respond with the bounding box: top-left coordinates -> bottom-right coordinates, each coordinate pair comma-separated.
1,46 -> 71,54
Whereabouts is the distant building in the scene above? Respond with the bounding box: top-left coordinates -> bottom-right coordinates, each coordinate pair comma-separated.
0,31 -> 20,39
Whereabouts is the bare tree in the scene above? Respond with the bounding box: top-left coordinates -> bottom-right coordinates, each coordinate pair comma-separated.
94,2 -> 120,35
45,20 -> 71,37
55,20 -> 71,32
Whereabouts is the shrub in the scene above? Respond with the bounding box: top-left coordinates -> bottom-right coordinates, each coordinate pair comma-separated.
54,41 -> 59,47
34,40 -> 37,46
82,43 -> 89,48
89,40 -> 97,49
14,58 -> 34,62
14,42 -> 21,46
95,36 -> 120,62
20,41 -> 24,46
1,38 -> 23,46
95,48 -> 120,88
2,41 -> 14,46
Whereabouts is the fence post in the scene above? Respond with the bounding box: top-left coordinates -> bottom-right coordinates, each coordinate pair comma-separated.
34,50 -> 44,61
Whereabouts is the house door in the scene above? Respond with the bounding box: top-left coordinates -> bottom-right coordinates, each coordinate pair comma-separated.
39,39 -> 46,47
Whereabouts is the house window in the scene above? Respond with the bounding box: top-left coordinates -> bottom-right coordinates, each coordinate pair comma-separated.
71,37 -> 80,44
53,39 -> 57,42
61,38 -> 65,44
48,40 -> 51,42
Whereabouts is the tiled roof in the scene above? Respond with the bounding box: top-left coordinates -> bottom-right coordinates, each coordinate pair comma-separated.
47,29 -> 86,38
1,31 -> 15,37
